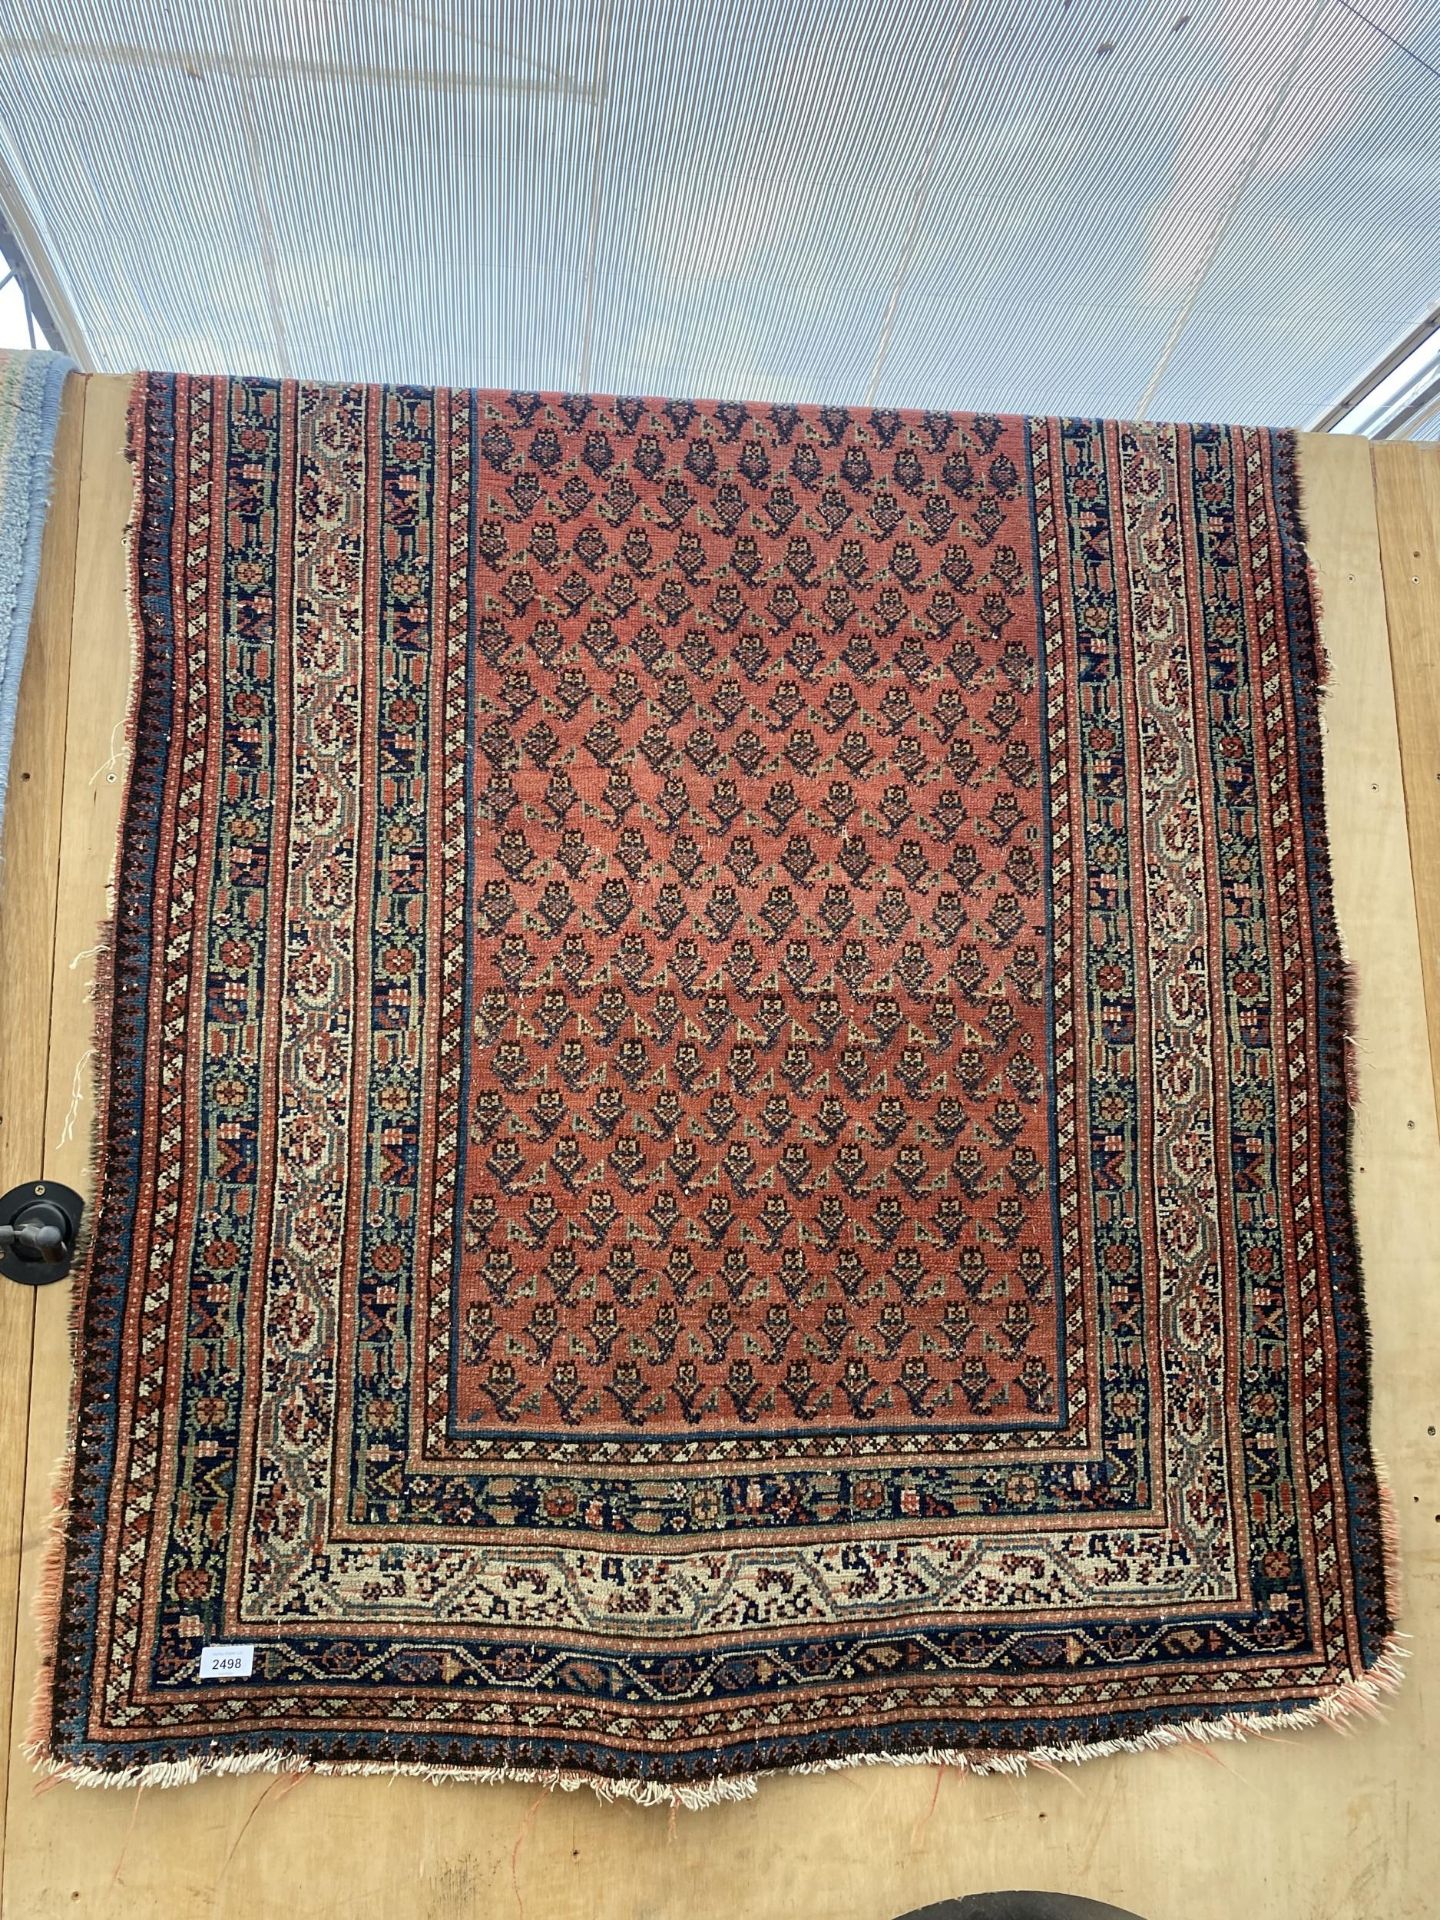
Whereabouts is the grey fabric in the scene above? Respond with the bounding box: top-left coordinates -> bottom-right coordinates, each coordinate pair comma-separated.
0,349 -> 72,832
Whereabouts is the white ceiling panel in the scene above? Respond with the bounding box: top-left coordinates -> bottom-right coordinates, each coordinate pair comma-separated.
1,0 -> 1436,423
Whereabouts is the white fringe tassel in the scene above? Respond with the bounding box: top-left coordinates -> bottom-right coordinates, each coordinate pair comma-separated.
24,1636 -> 1408,1811
26,405 -> 1405,1820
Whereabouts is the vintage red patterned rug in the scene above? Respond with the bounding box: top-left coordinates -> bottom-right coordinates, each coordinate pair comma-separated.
31,376 -> 1398,1801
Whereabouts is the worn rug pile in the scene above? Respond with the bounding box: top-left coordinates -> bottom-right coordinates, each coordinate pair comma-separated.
32,375 -> 1398,1801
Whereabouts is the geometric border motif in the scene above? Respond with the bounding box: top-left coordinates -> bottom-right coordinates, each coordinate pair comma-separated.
31,377 -> 1395,1798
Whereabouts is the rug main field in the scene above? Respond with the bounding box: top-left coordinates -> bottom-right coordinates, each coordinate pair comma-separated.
32,375 -> 1395,1798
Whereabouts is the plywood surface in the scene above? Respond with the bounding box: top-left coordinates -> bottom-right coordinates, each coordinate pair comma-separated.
1372,443 -> 1440,1114
0,383 -> 1436,1920
0,372 -> 83,1888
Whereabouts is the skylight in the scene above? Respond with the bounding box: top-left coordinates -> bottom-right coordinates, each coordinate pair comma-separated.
0,1 -> 1435,430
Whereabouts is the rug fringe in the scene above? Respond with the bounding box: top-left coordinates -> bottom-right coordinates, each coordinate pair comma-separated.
1375,1463 -> 1404,1621
26,371 -> 147,1762
23,1627 -> 1409,1807
1280,427 -> 1399,1651
25,405 -> 1405,1807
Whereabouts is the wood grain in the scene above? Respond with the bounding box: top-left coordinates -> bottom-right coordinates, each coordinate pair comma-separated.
0,371 -> 82,1903
1371,442 -> 1440,1117
2,373 -> 134,1920
0,392 -> 1437,1919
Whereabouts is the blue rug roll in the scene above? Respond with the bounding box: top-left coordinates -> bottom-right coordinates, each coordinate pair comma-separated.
0,349 -> 75,829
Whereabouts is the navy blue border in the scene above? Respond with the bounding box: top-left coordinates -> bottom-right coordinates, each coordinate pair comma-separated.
40,401 -> 1391,1789
45,374 -> 178,1758
1269,429 -> 1391,1670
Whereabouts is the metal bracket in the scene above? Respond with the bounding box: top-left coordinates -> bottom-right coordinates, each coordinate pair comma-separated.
0,1180 -> 84,1285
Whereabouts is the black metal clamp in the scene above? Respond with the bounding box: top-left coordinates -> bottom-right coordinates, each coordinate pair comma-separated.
0,1180 -> 83,1285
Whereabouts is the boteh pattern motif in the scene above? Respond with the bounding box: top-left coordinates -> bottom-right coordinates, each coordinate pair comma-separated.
32,375 -> 1396,1797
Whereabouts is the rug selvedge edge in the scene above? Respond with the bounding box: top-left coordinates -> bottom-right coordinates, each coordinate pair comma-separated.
25,368 -> 153,1766
1271,425 -> 1399,1668
25,392 -> 1407,1802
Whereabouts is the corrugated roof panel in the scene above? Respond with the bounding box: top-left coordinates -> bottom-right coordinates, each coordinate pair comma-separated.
0,0 -> 1435,422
